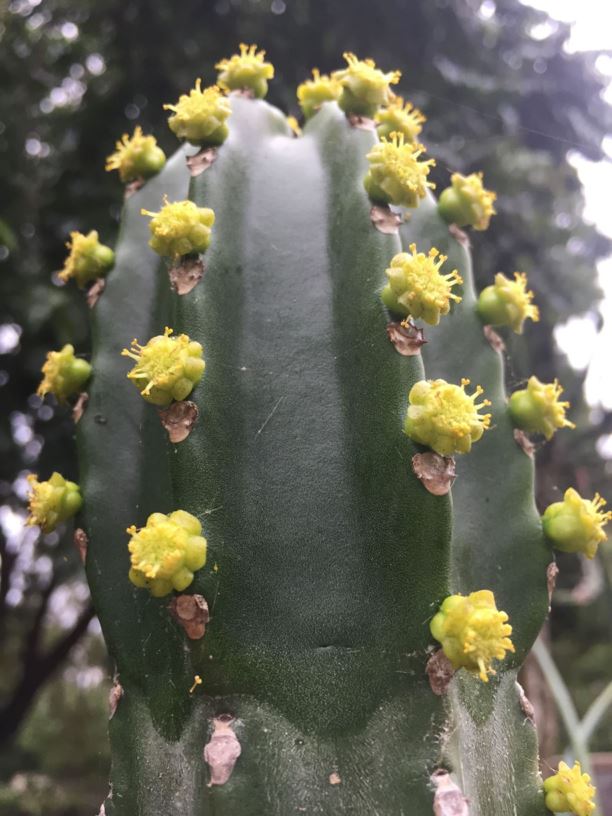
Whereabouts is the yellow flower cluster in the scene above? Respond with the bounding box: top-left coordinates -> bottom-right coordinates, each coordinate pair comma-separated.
405,378 -> 491,456
37,344 -> 92,403
333,52 -> 400,117
382,244 -> 462,325
543,761 -> 596,816
164,81 -> 231,145
141,198 -> 215,258
375,96 -> 426,142
364,132 -> 435,209
430,590 -> 514,682
296,68 -> 342,119
477,272 -> 539,334
105,126 -> 166,183
58,230 -> 115,288
543,488 -> 611,559
438,172 -> 497,231
128,510 -> 207,597
216,43 -> 274,99
122,327 -> 205,407
509,376 -> 575,440
26,472 -> 82,534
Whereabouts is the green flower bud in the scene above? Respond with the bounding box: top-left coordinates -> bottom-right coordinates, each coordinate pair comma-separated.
26,472 -> 82,533
37,344 -> 91,403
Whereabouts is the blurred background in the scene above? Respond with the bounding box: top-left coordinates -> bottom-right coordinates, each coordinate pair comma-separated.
1,0 -> 611,812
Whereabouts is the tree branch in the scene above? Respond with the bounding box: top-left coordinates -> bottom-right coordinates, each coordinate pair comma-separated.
0,603 -> 95,744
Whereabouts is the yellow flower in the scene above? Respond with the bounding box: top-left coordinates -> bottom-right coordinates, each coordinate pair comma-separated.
58,230 -> 115,288
543,488 -> 611,559
375,96 -> 426,142
286,115 -> 301,136
333,52 -> 400,117
141,198 -> 215,258
405,378 -> 491,456
37,344 -> 92,403
121,327 -> 205,407
164,81 -> 231,145
296,68 -> 342,119
26,472 -> 82,534
382,243 -> 462,325
509,376 -> 575,440
477,272 -> 539,334
127,510 -> 207,597
438,172 -> 497,231
430,590 -> 514,682
216,43 -> 274,99
544,761 -> 596,816
105,126 -> 166,183
364,132 -> 435,208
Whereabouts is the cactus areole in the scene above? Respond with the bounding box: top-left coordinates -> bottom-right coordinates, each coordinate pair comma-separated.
61,47 -> 581,815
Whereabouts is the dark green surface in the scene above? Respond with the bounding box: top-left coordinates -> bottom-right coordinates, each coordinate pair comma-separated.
79,99 -> 547,815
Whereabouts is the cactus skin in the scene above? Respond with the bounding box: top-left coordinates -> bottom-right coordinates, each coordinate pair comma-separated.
77,96 -> 549,815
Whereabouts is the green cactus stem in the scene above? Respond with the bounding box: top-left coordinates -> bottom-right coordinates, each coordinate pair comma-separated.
65,54 -> 579,815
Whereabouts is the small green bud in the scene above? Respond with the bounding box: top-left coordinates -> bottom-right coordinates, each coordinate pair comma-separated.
37,344 -> 91,402
477,272 -> 539,334
333,52 -> 400,118
216,43 -> 274,99
58,231 -> 115,288
438,172 -> 496,231
542,488 -> 611,559
105,126 -> 166,183
296,68 -> 342,119
508,376 -> 575,440
26,472 -> 82,533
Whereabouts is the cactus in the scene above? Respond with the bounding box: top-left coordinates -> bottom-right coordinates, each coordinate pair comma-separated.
30,46 -> 610,815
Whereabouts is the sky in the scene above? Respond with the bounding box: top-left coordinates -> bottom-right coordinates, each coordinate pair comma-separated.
520,0 -> 612,417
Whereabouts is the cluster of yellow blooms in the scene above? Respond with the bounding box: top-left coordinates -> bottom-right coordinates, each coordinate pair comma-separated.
374,96 -> 426,143
544,761 -> 596,815
405,378 -> 492,457
382,244 -> 463,326
141,198 -> 215,258
127,511 -> 207,597
164,81 -> 231,146
121,327 -> 205,407
430,590 -> 514,682
364,132 -> 436,209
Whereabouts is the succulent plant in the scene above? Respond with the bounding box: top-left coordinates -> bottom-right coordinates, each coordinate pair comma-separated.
29,44 -> 610,815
